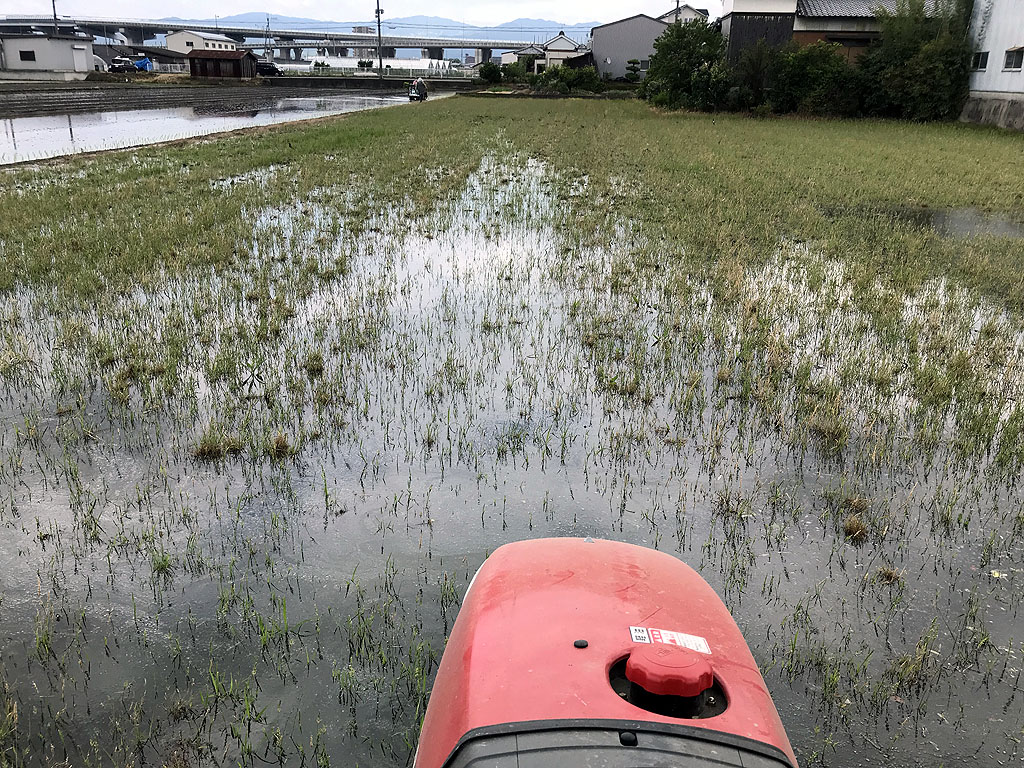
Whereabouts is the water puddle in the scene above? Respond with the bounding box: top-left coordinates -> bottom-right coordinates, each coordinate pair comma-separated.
827,204 -> 1024,240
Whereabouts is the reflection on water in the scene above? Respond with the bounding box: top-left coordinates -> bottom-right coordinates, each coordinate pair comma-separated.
0,94 -> 412,164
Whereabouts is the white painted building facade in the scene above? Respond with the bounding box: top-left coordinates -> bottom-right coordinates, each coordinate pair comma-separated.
969,0 -> 1024,95
962,0 -> 1024,129
537,32 -> 585,72
0,34 -> 95,81
165,30 -> 238,55
592,15 -> 669,80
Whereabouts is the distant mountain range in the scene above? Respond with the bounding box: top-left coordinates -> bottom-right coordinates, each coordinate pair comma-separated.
157,12 -> 602,45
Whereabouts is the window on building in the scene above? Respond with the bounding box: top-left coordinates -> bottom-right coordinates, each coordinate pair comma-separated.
640,59 -> 650,71
971,51 -> 988,70
185,41 -> 194,47
1005,48 -> 1023,70
19,50 -> 36,62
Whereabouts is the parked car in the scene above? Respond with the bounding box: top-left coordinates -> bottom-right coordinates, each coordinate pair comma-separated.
256,61 -> 284,77
109,56 -> 153,73
109,56 -> 137,74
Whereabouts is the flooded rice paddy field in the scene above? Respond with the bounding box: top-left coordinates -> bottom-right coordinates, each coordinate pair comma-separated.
0,99 -> 1023,767
0,92 -> 417,165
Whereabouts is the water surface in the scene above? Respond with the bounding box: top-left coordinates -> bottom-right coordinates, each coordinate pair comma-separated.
0,93 -> 416,164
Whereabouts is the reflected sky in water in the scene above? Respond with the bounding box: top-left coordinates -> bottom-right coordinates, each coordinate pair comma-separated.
0,93 -> 416,164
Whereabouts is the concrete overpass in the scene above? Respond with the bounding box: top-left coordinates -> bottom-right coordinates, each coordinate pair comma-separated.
0,15 -> 523,61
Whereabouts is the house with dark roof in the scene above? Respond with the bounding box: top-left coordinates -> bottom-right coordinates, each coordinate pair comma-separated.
720,0 -> 941,62
792,0 -> 914,60
500,44 -> 546,66
537,32 -> 588,72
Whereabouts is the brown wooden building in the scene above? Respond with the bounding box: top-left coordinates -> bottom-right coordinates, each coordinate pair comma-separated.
187,49 -> 258,79
792,0 -> 891,62
720,0 -> 937,63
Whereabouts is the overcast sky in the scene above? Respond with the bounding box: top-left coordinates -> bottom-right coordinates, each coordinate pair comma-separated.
9,0 -> 723,27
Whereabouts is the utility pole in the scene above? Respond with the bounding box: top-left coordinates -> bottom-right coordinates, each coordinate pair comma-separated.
375,0 -> 384,80
51,0 -> 58,36
264,15 -> 272,62
675,0 -> 681,23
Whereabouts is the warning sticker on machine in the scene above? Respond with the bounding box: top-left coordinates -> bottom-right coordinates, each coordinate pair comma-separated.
629,626 -> 711,654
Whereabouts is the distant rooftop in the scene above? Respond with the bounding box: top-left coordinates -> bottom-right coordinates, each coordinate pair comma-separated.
658,5 -> 710,18
796,0 -> 938,16
175,30 -> 235,42
186,48 -> 253,59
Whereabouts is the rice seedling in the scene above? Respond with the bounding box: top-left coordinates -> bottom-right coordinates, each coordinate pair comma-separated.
0,97 -> 1021,768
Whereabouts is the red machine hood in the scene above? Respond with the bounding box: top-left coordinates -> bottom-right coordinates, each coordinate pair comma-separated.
415,537 -> 797,768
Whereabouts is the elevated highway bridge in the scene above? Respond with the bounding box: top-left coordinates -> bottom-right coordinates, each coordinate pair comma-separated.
0,15 -> 525,61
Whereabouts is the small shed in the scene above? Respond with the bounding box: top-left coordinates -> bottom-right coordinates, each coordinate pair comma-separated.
188,49 -> 258,79
0,33 -> 94,81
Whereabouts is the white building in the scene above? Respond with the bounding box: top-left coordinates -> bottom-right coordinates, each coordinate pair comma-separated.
497,33 -> 586,73
0,33 -> 95,81
501,44 -> 545,66
537,32 -> 586,72
964,0 -> 1024,129
657,4 -> 711,23
592,15 -> 669,80
164,30 -> 238,55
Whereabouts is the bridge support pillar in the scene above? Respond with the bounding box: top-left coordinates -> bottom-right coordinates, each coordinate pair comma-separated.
291,47 -> 303,62
116,28 -> 145,45
422,46 -> 443,60
476,47 -> 492,64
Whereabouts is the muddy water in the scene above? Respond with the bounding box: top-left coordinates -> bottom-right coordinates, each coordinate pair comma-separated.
0,92 -> 421,165
0,156 -> 1022,767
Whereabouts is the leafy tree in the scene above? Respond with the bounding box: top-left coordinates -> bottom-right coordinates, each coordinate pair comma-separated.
772,42 -> 860,115
517,54 -> 539,74
625,59 -> 641,83
641,20 -> 728,110
730,40 -> 776,110
478,61 -> 502,84
501,60 -> 529,83
857,0 -> 973,120
537,64 -> 604,93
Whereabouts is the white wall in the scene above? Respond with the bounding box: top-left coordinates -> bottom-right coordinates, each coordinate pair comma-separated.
970,0 -> 1024,95
722,0 -> 796,14
165,31 -> 237,55
593,16 -> 669,80
0,37 -> 94,74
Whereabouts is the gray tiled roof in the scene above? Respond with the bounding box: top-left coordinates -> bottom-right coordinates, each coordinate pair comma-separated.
796,0 -> 937,16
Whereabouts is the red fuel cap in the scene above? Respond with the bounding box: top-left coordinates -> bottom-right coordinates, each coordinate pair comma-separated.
625,644 -> 714,697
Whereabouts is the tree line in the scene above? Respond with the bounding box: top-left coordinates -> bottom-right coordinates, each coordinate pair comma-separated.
641,0 -> 975,121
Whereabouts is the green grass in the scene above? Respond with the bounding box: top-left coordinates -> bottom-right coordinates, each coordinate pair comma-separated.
2,100 -> 1021,306
1,97 -> 1023,768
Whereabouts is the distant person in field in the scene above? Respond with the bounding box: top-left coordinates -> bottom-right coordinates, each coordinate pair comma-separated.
415,78 -> 427,100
